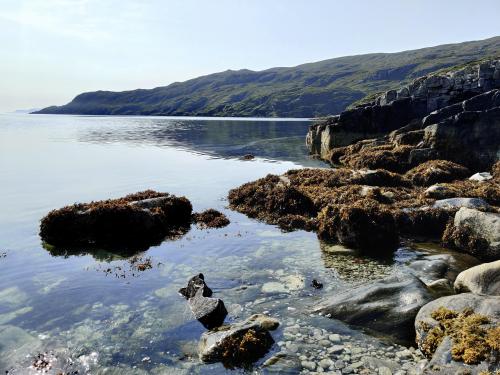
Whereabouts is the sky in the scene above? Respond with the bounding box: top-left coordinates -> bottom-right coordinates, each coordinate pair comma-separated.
1,0 -> 499,112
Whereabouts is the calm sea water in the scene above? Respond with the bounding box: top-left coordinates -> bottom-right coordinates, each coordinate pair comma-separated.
0,114 -> 422,374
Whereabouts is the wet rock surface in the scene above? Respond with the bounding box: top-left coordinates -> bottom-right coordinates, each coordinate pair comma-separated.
313,274 -> 433,344
40,190 -> 193,249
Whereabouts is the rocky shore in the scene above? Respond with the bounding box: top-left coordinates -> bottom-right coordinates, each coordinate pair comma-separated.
228,58 -> 500,373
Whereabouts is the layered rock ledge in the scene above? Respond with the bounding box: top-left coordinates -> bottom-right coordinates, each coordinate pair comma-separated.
307,59 -> 500,169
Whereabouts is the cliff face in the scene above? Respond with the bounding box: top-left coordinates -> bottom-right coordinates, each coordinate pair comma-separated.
307,60 -> 500,161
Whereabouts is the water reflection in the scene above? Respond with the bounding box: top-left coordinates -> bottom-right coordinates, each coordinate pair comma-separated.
78,117 -> 323,166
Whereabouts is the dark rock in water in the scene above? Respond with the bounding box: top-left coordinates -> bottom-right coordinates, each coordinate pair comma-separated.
241,154 -> 255,160
313,274 -> 433,343
188,289 -> 228,329
199,314 -> 279,367
40,190 -> 192,249
180,274 -> 226,329
193,209 -> 230,228
178,273 -> 213,299
415,293 -> 500,373
311,279 -> 323,289
442,207 -> 500,261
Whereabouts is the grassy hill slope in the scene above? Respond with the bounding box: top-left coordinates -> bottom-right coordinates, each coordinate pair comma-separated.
35,36 -> 500,118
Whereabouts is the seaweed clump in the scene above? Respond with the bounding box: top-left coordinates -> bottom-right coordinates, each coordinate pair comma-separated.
419,307 -> 499,365
405,160 -> 470,186
220,328 -> 274,369
194,209 -> 230,228
40,190 -> 192,249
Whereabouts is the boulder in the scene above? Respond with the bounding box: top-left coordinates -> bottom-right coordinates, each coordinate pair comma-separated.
40,191 -> 192,249
313,274 -> 433,343
415,293 -> 500,373
199,314 -> 279,367
442,207 -> 500,261
454,260 -> 500,295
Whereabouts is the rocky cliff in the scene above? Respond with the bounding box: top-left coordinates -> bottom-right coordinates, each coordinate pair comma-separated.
307,59 -> 500,167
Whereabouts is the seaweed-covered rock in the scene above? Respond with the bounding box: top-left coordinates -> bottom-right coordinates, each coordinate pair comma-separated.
314,274 -> 433,343
405,160 -> 470,187
40,191 -> 192,249
442,208 -> 500,261
415,294 -> 500,373
454,261 -> 500,295
193,209 -> 230,228
199,314 -> 279,367
317,199 -> 399,253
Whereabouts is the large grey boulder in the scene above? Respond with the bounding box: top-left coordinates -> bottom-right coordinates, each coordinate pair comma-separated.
415,293 -> 500,374
454,260 -> 500,295
199,314 -> 279,366
313,274 -> 433,343
442,207 -> 500,261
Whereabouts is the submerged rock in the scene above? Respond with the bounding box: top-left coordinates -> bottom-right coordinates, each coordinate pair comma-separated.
199,314 -> 279,367
442,207 -> 500,261
40,190 -> 192,249
454,260 -> 500,295
313,274 -> 433,343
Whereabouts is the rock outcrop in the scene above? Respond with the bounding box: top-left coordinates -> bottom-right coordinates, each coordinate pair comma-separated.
442,207 -> 500,261
307,59 -> 500,166
454,260 -> 500,295
199,314 -> 279,367
40,190 -> 192,249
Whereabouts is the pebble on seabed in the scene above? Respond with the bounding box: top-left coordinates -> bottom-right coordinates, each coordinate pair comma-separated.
278,320 -> 427,374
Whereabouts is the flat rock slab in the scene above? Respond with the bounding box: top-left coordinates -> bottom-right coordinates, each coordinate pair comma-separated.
313,274 -> 433,343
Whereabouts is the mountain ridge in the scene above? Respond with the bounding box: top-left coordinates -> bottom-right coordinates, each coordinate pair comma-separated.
35,36 -> 500,118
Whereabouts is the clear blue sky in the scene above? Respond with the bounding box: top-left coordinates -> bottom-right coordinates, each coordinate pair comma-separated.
1,0 -> 499,112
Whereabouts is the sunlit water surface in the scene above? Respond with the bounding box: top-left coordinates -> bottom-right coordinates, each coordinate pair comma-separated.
0,115 -> 442,374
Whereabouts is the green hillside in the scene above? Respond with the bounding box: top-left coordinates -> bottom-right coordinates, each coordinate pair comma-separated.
35,36 -> 500,118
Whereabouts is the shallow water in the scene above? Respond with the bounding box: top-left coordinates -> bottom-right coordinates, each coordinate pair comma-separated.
0,114 -> 467,374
